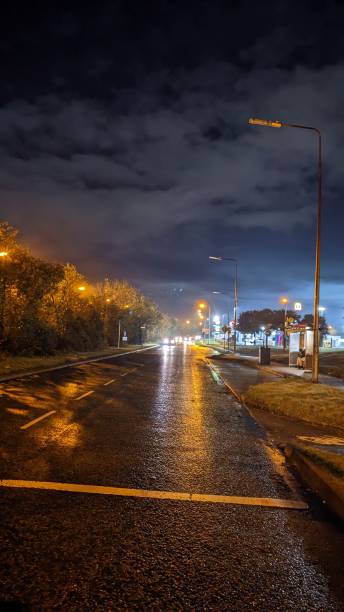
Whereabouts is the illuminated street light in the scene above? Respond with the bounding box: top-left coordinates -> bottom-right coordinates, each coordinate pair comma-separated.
106,298 -> 111,303
209,256 -> 239,352
198,301 -> 211,344
279,297 -> 289,350
249,116 -> 322,383
248,118 -> 282,128
78,286 -> 86,292
0,252 -> 8,257
186,320 -> 190,324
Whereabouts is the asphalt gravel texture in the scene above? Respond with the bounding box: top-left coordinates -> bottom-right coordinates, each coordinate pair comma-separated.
0,344 -> 343,610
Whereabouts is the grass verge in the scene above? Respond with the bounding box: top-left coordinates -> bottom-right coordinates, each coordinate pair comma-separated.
0,345 -> 147,378
244,379 -> 344,430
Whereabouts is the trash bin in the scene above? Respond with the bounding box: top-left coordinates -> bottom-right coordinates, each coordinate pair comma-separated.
259,346 -> 271,365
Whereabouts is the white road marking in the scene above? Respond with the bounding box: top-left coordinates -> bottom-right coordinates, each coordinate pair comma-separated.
123,361 -> 144,367
7,408 -> 28,416
103,379 -> 116,386
0,479 -> 308,510
20,411 -> 56,430
120,368 -> 137,377
74,390 -> 94,401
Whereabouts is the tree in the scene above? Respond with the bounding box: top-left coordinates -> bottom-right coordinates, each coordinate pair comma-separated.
238,309 -> 300,335
0,221 -> 170,355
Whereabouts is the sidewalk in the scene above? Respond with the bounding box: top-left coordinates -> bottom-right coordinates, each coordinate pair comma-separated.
208,348 -> 344,520
211,346 -> 344,389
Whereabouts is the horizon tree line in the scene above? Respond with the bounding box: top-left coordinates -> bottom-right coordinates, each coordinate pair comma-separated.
0,222 -> 174,355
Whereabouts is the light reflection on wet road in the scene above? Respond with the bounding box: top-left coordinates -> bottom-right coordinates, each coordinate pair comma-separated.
0,344 -> 344,610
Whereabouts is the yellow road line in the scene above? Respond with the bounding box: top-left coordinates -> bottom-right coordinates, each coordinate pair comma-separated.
104,379 -> 115,386
0,479 -> 308,510
20,411 -> 56,430
74,390 -> 94,401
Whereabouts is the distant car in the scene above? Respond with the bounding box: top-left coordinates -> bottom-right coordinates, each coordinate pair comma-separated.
161,337 -> 175,345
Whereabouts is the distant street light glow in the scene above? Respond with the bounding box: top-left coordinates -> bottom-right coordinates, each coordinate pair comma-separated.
0,252 -> 8,257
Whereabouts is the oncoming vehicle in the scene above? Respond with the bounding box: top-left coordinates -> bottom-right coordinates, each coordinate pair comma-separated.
161,337 -> 175,345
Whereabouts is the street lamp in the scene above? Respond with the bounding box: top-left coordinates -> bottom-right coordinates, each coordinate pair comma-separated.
198,301 -> 211,344
280,296 -> 288,350
78,286 -> 86,292
248,117 -> 322,383
209,256 -> 239,352
0,251 -> 8,343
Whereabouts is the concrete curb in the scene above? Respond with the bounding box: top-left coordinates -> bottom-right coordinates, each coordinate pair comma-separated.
207,361 -> 343,521
0,345 -> 158,383
284,445 -> 344,523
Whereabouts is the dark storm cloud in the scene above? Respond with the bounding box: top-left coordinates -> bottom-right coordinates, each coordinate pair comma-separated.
1,1 -> 344,325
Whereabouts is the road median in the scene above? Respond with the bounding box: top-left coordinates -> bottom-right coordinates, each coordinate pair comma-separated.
244,379 -> 344,430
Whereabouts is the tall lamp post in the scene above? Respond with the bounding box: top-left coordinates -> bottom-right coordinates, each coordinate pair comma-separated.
0,251 -> 8,343
209,256 -> 238,352
280,296 -> 288,350
199,302 -> 211,344
248,117 -> 322,383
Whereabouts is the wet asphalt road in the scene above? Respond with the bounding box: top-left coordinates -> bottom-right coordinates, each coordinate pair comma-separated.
0,344 -> 343,610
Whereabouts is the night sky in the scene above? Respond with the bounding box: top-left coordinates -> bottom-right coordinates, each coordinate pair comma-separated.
1,1 -> 344,328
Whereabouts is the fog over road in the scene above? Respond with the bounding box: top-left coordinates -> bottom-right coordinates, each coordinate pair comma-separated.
0,344 -> 343,610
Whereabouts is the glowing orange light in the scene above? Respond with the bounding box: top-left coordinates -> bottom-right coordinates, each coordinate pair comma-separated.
0,251 -> 8,257
78,286 -> 86,292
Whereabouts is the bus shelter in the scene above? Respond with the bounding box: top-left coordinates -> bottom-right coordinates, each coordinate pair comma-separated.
287,324 -> 313,371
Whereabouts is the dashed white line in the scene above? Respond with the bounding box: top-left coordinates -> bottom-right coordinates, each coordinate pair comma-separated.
74,390 -> 94,401
123,361 -> 144,367
20,411 -> 56,430
103,379 -> 115,386
120,367 -> 137,377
